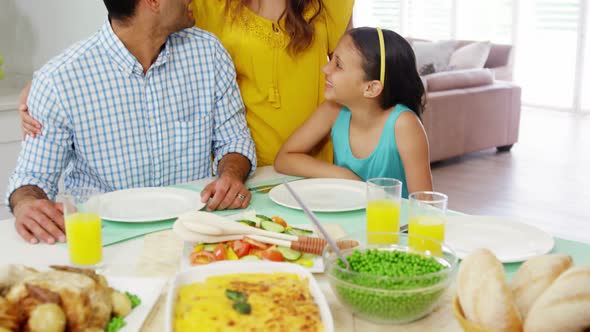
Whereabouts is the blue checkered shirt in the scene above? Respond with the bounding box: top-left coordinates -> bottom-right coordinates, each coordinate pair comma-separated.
6,21 -> 256,203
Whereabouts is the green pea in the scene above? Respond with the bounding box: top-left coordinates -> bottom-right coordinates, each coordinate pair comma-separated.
330,249 -> 449,322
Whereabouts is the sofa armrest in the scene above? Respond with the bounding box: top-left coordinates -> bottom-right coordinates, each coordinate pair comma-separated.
490,65 -> 513,81
424,68 -> 494,92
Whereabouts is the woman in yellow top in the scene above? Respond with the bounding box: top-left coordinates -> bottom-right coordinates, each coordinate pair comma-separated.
19,0 -> 354,166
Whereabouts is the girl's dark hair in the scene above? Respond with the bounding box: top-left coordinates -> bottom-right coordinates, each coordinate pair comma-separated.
226,0 -> 324,55
348,27 -> 425,117
103,0 -> 139,22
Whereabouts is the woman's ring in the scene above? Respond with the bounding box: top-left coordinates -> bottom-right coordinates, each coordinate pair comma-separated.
237,193 -> 246,201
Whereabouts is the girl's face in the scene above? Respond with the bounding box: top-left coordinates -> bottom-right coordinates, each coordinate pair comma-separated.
322,35 -> 369,105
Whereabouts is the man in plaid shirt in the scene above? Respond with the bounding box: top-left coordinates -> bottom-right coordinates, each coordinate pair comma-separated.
7,0 -> 257,244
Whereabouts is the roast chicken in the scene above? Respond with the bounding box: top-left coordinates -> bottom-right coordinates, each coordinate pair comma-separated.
0,265 -> 127,332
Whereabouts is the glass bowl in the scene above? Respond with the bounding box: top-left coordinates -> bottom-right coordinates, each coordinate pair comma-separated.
324,232 -> 458,324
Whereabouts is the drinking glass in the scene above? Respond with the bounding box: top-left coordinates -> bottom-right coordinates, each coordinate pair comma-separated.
408,191 -> 448,256
366,178 -> 402,244
62,187 -> 103,267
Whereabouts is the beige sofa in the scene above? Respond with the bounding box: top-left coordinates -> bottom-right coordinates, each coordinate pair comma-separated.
413,40 -> 522,162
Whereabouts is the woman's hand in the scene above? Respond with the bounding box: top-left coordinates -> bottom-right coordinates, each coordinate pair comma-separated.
18,81 -> 42,139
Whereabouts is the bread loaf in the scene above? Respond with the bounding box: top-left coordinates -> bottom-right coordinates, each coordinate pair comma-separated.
457,248 -> 523,332
511,254 -> 573,319
525,265 -> 590,332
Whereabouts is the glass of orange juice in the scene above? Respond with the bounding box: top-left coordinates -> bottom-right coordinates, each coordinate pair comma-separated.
366,178 -> 402,244
62,188 -> 103,267
408,191 -> 448,256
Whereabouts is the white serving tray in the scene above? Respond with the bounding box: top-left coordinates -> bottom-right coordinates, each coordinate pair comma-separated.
164,261 -> 334,332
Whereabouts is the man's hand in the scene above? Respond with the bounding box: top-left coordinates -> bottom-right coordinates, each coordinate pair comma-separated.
200,153 -> 252,211
13,198 -> 65,244
200,173 -> 251,211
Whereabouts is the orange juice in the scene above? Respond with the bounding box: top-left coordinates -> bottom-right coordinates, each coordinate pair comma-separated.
408,216 -> 445,256
65,212 -> 102,265
366,200 -> 400,244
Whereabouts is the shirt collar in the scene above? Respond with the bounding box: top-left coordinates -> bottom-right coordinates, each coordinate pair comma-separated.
98,20 -> 171,76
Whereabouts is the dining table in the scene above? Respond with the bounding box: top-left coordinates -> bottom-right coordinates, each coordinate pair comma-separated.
1,166 -> 589,332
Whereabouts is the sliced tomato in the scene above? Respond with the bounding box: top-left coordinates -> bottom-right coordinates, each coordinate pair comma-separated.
249,248 -> 265,258
243,237 -> 269,250
231,240 -> 251,258
262,249 -> 285,262
271,216 -> 287,228
213,243 -> 227,261
189,250 -> 215,265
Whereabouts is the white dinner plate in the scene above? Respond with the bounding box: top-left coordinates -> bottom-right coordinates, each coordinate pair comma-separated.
445,216 -> 555,263
107,276 -> 167,332
269,178 -> 366,212
165,261 -> 334,332
101,187 -> 204,222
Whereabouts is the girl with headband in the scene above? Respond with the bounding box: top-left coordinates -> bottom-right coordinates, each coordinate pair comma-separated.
274,27 -> 432,197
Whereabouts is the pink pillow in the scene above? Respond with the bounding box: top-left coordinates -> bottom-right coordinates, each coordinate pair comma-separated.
425,68 -> 494,92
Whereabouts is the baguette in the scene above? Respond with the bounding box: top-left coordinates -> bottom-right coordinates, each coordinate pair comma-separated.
511,254 -> 573,318
457,248 -> 523,332
525,265 -> 590,332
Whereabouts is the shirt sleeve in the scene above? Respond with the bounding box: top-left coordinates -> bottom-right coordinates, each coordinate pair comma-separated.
5,72 -> 73,205
211,40 -> 257,176
325,0 -> 355,54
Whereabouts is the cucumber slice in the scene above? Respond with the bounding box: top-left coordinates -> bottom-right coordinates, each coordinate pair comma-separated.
285,227 -> 313,237
239,255 -> 261,261
276,246 -> 302,261
235,219 -> 256,227
202,243 -> 218,252
256,214 -> 273,222
260,220 -> 285,233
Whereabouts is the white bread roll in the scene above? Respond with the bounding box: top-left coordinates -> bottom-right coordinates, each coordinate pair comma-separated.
511,254 -> 573,319
525,265 -> 590,332
457,248 -> 523,332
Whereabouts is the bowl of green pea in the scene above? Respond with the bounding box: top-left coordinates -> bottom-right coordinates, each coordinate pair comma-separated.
324,232 -> 458,324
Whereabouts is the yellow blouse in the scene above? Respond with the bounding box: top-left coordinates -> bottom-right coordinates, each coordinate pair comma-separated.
192,0 -> 354,166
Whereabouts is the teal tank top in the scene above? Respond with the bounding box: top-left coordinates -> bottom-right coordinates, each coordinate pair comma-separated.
331,104 -> 412,198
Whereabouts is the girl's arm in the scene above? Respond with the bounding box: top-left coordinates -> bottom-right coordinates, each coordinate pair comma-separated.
395,112 -> 434,194
274,102 -> 361,180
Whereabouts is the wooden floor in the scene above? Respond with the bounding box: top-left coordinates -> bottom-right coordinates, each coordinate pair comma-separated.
2,108 -> 589,243
431,107 -> 590,243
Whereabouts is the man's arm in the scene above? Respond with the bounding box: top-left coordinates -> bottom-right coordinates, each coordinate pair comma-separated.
200,41 -> 256,211
201,152 -> 252,211
6,72 -> 73,244
217,152 -> 251,183
8,185 -> 65,245
9,185 -> 47,208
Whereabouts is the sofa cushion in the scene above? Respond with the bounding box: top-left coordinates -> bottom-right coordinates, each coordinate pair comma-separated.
425,68 -> 494,92
449,41 -> 492,70
412,40 -> 458,75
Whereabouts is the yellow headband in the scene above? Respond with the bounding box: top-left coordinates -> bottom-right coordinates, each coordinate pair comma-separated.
377,27 -> 385,85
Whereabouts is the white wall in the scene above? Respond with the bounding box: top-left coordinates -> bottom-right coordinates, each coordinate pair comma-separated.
0,0 -> 106,76
0,1 -> 105,218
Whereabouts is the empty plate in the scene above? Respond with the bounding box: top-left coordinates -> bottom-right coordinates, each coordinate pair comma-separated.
100,187 -> 204,222
445,215 -> 555,263
269,178 -> 366,212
